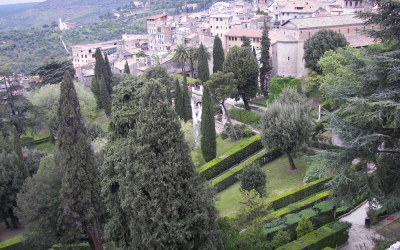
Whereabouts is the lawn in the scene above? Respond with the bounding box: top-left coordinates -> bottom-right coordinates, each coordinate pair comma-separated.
250,96 -> 269,107
215,155 -> 307,217
192,136 -> 255,167
91,110 -> 109,132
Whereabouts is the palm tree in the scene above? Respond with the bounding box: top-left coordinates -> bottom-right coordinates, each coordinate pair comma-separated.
174,45 -> 189,75
187,47 -> 198,78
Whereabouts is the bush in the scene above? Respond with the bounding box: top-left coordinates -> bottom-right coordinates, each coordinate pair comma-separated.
199,134 -> 263,180
276,222 -> 351,250
228,109 -> 262,128
268,175 -> 334,210
238,162 -> 266,196
216,217 -> 240,250
222,123 -> 255,140
296,217 -> 314,238
211,148 -> 281,192
269,77 -> 302,102
271,230 -> 291,249
86,122 -> 106,141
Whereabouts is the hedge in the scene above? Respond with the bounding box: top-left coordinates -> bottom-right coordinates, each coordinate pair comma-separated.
228,109 -> 262,127
262,190 -> 331,222
210,148 -> 282,192
276,222 -> 351,250
199,134 -> 263,180
0,237 -> 27,250
268,175 -> 334,210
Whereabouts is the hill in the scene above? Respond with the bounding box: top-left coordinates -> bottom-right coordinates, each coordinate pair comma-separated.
0,2 -> 41,18
0,0 -> 133,30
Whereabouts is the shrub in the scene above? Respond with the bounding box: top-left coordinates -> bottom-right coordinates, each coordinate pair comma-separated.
222,123 -> 255,140
238,162 -> 266,196
298,208 -> 318,218
86,122 -> 106,141
269,77 -> 302,102
277,222 -> 351,250
228,108 -> 262,128
199,135 -> 263,180
296,217 -> 314,238
271,230 -> 292,249
216,217 -> 240,250
313,200 -> 334,213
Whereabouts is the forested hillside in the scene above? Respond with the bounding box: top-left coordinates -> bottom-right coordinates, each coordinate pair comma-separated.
0,2 -> 40,18
0,17 -> 146,74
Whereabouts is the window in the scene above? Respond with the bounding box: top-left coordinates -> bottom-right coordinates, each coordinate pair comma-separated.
348,28 -> 350,33
235,37 -> 237,41
85,55 -> 87,58
288,56 -> 290,60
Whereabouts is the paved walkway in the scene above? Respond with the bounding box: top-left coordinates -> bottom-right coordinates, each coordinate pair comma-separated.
339,202 -> 400,250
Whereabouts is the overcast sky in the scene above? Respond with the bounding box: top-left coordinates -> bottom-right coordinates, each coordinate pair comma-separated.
0,0 -> 45,5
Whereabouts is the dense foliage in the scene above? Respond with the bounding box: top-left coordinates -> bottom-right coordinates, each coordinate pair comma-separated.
200,85 -> 217,162
238,162 -> 267,196
259,21 -> 272,97
212,36 -> 224,73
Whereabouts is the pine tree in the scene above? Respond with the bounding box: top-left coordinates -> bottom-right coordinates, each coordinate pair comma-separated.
174,79 -> 184,119
102,79 -> 223,249
104,54 -> 113,93
201,85 -> 216,162
182,75 -> 192,122
212,36 -> 224,73
56,71 -> 103,249
99,76 -> 112,117
259,21 -> 272,97
124,60 -> 130,74
197,43 -> 210,82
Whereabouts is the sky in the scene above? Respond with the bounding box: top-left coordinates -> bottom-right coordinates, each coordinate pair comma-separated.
0,0 -> 45,5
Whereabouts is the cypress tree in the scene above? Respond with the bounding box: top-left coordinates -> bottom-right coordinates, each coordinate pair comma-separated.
56,71 -> 103,249
174,79 -> 183,119
201,85 -> 216,162
259,21 -> 272,97
197,43 -> 210,82
241,36 -> 251,47
91,77 -> 100,108
104,54 -> 113,93
182,75 -> 192,122
124,60 -> 130,74
212,36 -> 224,73
99,76 -> 112,117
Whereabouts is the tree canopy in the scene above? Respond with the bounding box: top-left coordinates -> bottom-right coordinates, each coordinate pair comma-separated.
197,43 -> 210,82
212,36 -> 224,73
303,29 -> 348,73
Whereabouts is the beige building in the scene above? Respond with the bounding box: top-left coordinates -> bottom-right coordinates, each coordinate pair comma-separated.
71,40 -> 124,68
224,29 -> 263,51
147,14 -> 175,51
271,15 -> 376,78
210,14 -> 233,44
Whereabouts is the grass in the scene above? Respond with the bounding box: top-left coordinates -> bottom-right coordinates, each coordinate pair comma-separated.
192,136 -> 255,167
90,110 -> 109,132
250,96 -> 269,107
215,155 -> 308,217
174,74 -> 200,84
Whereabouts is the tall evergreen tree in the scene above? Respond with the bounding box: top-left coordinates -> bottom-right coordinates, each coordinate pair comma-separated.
241,36 -> 251,47
99,76 -> 112,117
174,79 -> 184,119
197,43 -> 210,82
143,66 -> 173,105
212,36 -> 224,73
259,21 -> 272,97
201,85 -> 216,162
224,46 -> 259,110
104,54 -> 113,93
182,75 -> 192,122
187,47 -> 198,78
56,71 -> 103,249
102,79 -> 223,249
91,77 -> 100,108
124,60 -> 130,74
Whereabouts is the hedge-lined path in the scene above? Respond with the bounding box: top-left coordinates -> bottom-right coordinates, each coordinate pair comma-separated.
339,202 -> 400,249
209,149 -> 266,183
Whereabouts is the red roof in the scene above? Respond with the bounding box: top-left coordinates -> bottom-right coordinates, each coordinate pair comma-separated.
147,14 -> 167,20
225,29 -> 263,38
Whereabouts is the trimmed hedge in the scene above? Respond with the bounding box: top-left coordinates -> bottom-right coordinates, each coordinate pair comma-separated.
210,148 -> 282,192
228,108 -> 262,127
276,222 -> 351,250
0,237 -> 27,250
262,191 -> 331,222
268,175 -> 334,210
199,134 -> 263,180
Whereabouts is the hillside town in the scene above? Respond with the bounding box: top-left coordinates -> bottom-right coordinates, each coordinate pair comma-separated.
71,0 -> 376,83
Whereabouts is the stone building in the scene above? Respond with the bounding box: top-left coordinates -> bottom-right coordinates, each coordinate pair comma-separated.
271,14 -> 376,78
224,29 -> 263,51
147,14 -> 175,51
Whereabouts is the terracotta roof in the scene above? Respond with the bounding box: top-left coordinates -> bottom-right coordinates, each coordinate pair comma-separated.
147,14 -> 167,20
281,1 -> 322,13
283,14 -> 364,29
346,35 -> 376,47
225,29 -> 263,38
